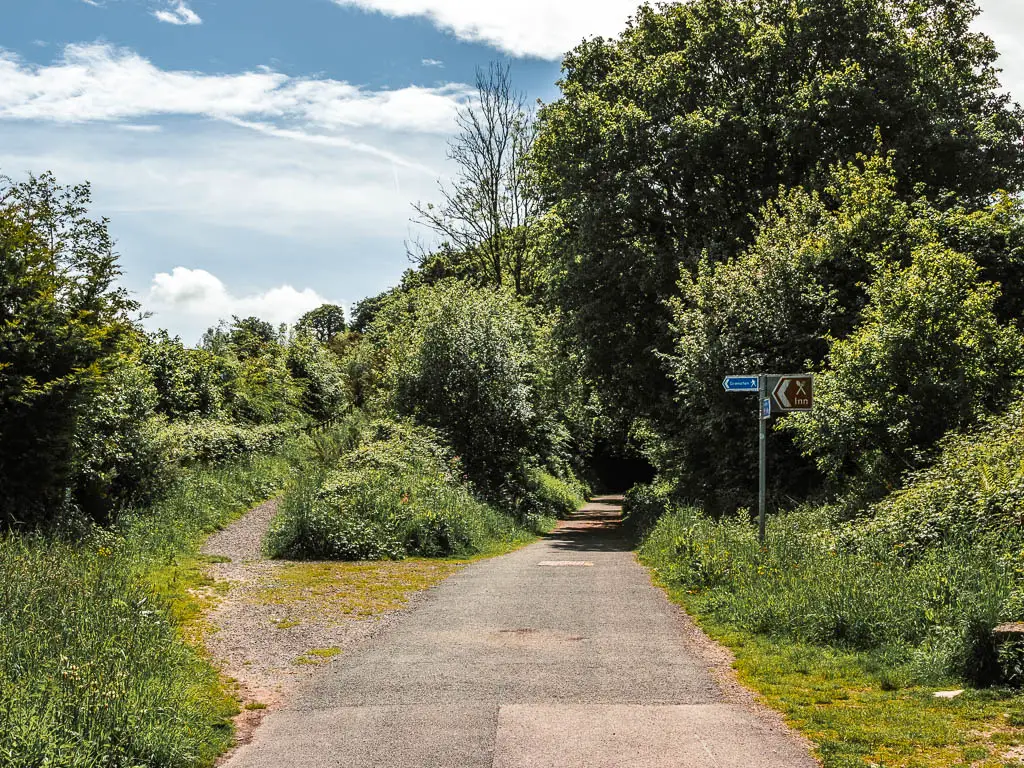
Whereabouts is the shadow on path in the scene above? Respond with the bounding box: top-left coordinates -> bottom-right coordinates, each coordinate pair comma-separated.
544,494 -> 633,553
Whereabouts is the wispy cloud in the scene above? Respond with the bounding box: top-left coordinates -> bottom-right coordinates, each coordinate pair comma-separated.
421,58 -> 444,67
154,1 -> 202,25
332,0 -> 638,59
222,118 -> 438,174
116,123 -> 163,133
0,44 -> 473,160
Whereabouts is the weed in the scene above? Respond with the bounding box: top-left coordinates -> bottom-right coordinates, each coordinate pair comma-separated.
0,442 -> 301,767
266,419 -> 539,561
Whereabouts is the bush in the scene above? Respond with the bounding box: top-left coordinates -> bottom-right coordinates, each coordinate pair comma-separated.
622,481 -> 675,536
266,419 -> 532,561
286,335 -> 348,423
141,331 -> 225,420
841,393 -> 1024,556
72,353 -> 169,522
372,281 -> 543,498
522,468 -> 587,519
156,419 -> 295,467
639,504 -> 1023,686
785,243 -> 1022,499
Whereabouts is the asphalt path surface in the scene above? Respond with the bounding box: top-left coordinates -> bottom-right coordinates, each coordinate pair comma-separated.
225,498 -> 817,767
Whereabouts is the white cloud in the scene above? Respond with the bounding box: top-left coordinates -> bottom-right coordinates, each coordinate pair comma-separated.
154,1 -> 202,25
329,0 -> 1024,75
0,122 -> 445,238
333,0 -> 639,59
0,44 -> 471,140
116,123 -> 162,132
421,58 -> 444,67
148,267 -> 333,334
976,0 -> 1024,97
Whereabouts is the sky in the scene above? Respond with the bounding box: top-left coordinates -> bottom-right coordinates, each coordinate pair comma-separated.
2,0 -> 1023,341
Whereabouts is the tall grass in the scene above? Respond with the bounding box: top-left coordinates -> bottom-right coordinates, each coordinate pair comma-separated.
266,417 -> 545,560
638,503 -> 1023,686
0,444 -> 301,768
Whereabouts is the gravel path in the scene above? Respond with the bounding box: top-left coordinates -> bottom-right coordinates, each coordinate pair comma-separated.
198,498 -> 446,759
222,497 -> 819,768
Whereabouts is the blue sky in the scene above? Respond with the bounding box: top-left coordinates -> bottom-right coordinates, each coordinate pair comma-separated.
2,0 -> 1023,341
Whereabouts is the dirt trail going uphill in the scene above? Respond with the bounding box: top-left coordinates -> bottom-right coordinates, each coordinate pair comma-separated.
221,495 -> 818,768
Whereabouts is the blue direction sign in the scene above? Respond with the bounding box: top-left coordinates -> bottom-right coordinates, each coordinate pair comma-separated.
722,376 -> 759,392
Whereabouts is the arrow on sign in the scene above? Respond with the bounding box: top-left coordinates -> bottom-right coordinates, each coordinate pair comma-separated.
723,376 -> 759,392
770,375 -> 813,411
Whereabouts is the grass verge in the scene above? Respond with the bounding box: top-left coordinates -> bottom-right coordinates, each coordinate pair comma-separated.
659,586 -> 1024,768
636,497 -> 1024,768
0,443 -> 300,768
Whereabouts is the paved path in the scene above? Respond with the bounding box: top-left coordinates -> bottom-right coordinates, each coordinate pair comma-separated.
225,497 -> 817,767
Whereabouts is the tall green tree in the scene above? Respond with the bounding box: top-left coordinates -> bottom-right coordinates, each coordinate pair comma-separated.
533,0 -> 1024,425
370,281 -> 543,498
0,173 -> 136,526
296,304 -> 347,344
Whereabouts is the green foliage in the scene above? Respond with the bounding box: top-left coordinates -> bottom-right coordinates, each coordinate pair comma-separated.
267,418 -> 534,560
638,499 -> 1023,686
785,243 -> 1022,497
296,304 -> 346,344
659,153 -> 1024,508
0,446 -> 299,768
522,468 -> 587,519
622,481 -> 676,537
372,281 -> 543,498
0,173 -> 136,526
72,349 -> 168,522
140,331 -> 224,419
533,0 -> 1024,428
840,393 -> 1024,557
220,344 -> 302,425
285,335 -> 348,423
0,539 -> 235,768
155,419 -> 295,467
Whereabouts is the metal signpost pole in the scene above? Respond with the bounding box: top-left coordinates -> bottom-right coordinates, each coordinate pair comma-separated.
758,375 -> 767,544
726,372 -> 812,546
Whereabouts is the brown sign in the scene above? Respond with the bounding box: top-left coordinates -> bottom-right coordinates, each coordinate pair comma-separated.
767,375 -> 813,412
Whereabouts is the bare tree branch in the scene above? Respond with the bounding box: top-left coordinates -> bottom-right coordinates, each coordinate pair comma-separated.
412,62 -> 539,294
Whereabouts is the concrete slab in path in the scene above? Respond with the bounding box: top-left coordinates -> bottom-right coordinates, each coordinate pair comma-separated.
225,500 -> 817,768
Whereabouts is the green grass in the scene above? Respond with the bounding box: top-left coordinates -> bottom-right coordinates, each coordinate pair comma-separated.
266,419 -> 543,561
636,500 -> 1024,767
0,442 -> 302,768
661,597 -> 1024,767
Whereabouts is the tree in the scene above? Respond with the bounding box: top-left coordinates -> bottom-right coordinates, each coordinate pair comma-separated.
663,153 -> 1024,509
532,0 -> 1024,427
141,330 -> 225,419
371,281 -> 542,498
286,335 -> 348,423
297,304 -> 346,344
0,173 -> 136,526
784,244 -> 1022,500
413,63 -> 541,295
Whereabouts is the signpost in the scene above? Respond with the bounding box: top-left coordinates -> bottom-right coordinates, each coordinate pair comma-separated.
722,376 -> 759,392
767,375 -> 813,412
725,373 -> 814,542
